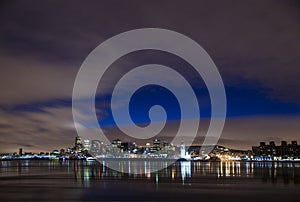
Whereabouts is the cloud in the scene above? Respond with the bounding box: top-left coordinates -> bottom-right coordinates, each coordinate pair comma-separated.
0,106 -> 77,153
98,115 -> 300,151
0,54 -> 78,106
0,1 -> 299,153
0,98 -> 299,153
0,0 -> 299,107
220,116 -> 300,150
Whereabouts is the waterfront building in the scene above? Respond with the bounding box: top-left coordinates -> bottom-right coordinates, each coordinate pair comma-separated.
121,142 -> 135,152
145,143 -> 151,153
150,139 -> 161,152
90,140 -> 103,154
180,143 -> 185,158
252,140 -> 300,158
75,136 -> 83,152
112,139 -> 122,148
83,139 -> 91,151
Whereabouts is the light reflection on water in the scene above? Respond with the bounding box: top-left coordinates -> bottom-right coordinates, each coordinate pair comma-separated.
0,160 -> 299,187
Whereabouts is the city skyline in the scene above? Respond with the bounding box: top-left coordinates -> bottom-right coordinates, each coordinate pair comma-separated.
2,135 -> 299,158
0,1 -> 300,153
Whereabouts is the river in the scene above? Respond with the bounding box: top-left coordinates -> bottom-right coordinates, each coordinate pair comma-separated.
0,160 -> 299,201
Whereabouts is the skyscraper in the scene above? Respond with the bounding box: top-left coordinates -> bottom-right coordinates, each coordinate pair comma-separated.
75,136 -> 83,152
83,139 -> 91,151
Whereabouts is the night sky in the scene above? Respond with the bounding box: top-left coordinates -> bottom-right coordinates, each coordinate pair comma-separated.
0,0 -> 299,153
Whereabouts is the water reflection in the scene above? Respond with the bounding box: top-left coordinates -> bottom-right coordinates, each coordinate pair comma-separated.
1,160 -> 300,187
72,160 -> 300,186
181,161 -> 191,185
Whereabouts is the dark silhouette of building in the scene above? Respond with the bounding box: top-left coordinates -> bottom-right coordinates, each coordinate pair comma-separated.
112,139 -> 122,148
150,139 -> 161,152
75,136 -> 83,151
252,140 -> 300,157
260,142 -> 266,147
121,142 -> 136,152
19,148 -> 23,156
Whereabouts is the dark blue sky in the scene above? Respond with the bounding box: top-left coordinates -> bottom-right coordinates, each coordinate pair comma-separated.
10,81 -> 300,127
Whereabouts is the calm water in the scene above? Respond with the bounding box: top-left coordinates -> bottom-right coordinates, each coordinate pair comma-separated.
0,160 -> 299,201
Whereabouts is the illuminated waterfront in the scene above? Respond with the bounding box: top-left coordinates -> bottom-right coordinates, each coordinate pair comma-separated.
0,160 -> 299,201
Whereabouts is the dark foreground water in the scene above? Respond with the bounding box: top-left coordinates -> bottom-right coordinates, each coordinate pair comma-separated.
0,160 -> 299,201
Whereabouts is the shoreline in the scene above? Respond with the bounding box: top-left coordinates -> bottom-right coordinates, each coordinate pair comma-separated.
1,157 -> 300,163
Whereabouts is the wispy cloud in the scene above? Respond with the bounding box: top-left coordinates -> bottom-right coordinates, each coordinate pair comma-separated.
0,106 -> 76,153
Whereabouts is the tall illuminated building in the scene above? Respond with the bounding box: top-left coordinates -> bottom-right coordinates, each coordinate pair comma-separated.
180,143 -> 186,158
149,139 -> 161,153
153,139 -> 160,148
90,140 -> 103,154
83,139 -> 91,151
145,143 -> 151,153
75,136 -> 83,152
